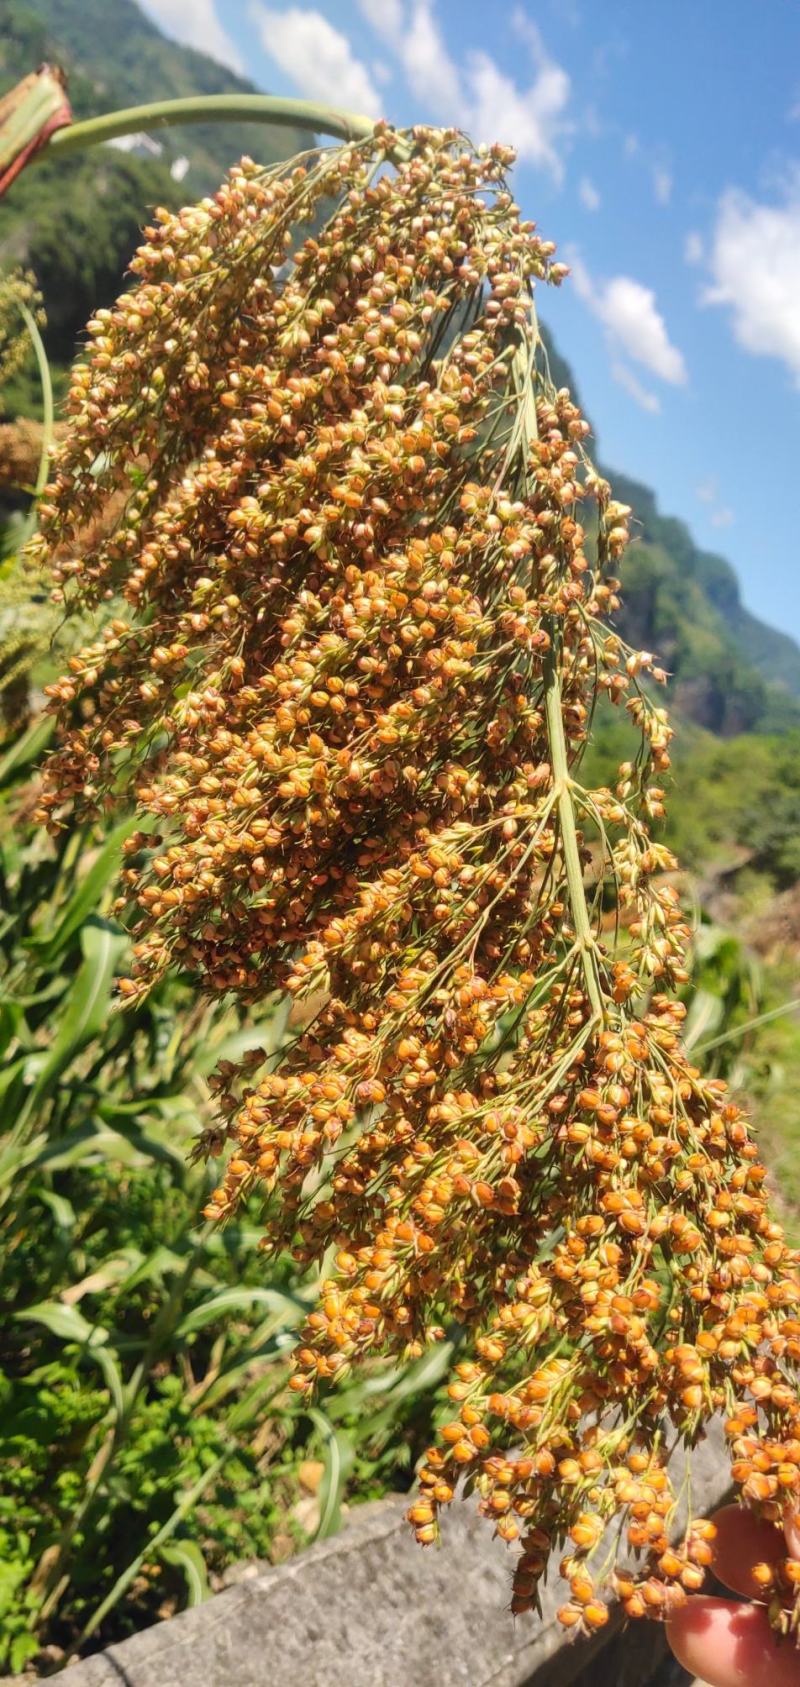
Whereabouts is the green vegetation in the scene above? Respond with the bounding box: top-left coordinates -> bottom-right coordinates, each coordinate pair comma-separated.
584,706 -> 800,883
1,0 -> 315,411
611,472 -> 800,733
0,720 -> 453,1674
541,327 -> 800,728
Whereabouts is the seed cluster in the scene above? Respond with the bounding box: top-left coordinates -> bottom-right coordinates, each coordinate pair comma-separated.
0,269 -> 44,393
31,124 -> 800,1633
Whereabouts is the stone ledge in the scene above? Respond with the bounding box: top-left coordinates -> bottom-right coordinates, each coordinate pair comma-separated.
19,1420 -> 731,1686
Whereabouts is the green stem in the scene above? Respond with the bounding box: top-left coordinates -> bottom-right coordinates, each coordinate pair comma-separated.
694,995 -> 800,1056
544,669 -> 604,1022
513,310 -> 605,1024
65,1449 -> 228,1655
65,1375 -> 289,1658
42,96 -> 376,163
33,1218 -> 212,1620
16,300 -> 54,492
17,299 -> 53,499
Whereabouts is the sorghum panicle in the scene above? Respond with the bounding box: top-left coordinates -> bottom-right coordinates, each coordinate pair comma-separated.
30,124 -> 800,1634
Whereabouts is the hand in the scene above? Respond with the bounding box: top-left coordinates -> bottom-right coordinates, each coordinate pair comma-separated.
666,1505 -> 800,1686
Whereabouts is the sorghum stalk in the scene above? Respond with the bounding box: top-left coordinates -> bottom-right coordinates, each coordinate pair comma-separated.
42,94 -> 376,160
29,123 -> 800,1636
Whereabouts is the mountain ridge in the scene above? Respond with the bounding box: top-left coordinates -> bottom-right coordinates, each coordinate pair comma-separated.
1,0 -> 315,366
541,328 -> 800,730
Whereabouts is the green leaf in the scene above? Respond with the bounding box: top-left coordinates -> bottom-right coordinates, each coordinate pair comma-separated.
326,1341 -> 456,1436
683,986 -> 724,1050
10,1632 -> 40,1676
0,1124 -> 43,1187
32,1185 -> 76,1230
28,816 -> 137,962
93,1343 -> 126,1420
111,1244 -> 186,1293
28,916 -> 128,1102
0,998 -> 22,1058
62,1251 -> 144,1303
194,993 -> 292,1074
160,1540 -> 210,1606
31,1121 -> 176,1174
13,1300 -> 125,1415
0,1053 -> 31,1105
94,1099 -> 193,1167
0,1120 -> 151,1185
13,1298 -> 107,1344
0,713 -> 54,789
308,1407 -> 354,1540
379,1339 -> 455,1406
175,1286 -> 306,1340
97,1093 -> 195,1120
198,1332 -> 296,1414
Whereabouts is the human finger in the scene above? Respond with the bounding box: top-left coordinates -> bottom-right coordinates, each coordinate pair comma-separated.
666,1594 -> 800,1687
708,1503 -> 789,1600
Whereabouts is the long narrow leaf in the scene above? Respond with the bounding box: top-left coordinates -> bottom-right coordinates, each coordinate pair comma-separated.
31,1185 -> 76,1230
92,1344 -> 126,1420
28,816 -> 136,962
13,1298 -> 107,1344
28,917 -> 128,1102
70,1450 -> 229,1651
159,1540 -> 210,1607
0,713 -> 54,787
307,1406 -> 354,1540
175,1286 -> 306,1340
14,1301 -> 125,1417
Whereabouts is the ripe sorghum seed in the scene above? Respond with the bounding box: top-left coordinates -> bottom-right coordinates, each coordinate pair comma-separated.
30,123 -> 800,1635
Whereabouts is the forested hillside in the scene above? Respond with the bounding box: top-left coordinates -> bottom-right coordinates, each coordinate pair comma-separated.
0,0 -> 314,380
541,330 -> 800,731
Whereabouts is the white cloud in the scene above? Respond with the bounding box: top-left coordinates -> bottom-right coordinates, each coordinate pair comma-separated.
695,477 -> 733,528
139,0 -> 245,75
571,255 -> 687,385
684,231 -> 704,266
623,133 -> 640,158
400,0 -> 461,112
358,0 -> 404,37
610,361 -> 660,413
466,44 -> 570,176
107,132 -> 163,157
579,175 -> 600,211
356,0 -> 571,178
600,277 -> 686,382
703,176 -> 800,384
653,165 -> 672,206
251,6 -> 382,116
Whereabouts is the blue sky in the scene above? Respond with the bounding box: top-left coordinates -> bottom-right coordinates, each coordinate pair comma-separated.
142,0 -> 800,640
